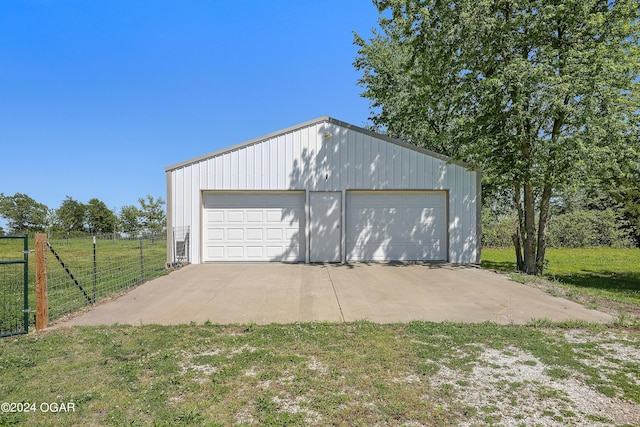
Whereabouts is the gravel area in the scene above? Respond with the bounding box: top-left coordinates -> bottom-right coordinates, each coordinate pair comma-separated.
426,330 -> 640,426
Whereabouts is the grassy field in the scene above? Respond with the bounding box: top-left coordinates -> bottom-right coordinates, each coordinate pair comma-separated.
0,322 -> 639,426
482,247 -> 640,309
1,246 -> 639,425
0,237 -> 30,336
44,236 -> 167,321
0,236 -> 167,334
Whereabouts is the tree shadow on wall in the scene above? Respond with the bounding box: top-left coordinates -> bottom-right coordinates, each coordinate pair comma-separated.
278,122 -> 451,263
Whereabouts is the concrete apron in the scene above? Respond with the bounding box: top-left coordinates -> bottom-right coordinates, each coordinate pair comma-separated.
58,263 -> 612,327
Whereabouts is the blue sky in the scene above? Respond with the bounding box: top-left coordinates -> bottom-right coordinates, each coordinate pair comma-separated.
0,0 -> 381,225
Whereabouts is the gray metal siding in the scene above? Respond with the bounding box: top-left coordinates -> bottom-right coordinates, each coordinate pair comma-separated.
168,118 -> 479,264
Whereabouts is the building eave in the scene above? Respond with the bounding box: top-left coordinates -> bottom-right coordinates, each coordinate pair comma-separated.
164,116 -> 480,173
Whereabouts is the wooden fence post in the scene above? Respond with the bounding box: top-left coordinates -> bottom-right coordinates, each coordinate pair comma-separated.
35,233 -> 48,330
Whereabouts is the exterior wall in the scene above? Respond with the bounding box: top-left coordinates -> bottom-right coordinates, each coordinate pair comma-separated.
166,118 -> 480,264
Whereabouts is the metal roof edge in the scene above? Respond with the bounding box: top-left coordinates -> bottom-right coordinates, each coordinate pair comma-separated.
165,116 -> 480,173
165,116 -> 332,172
324,117 -> 477,171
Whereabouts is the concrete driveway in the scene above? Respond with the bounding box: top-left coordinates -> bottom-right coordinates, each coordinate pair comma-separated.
58,263 -> 612,326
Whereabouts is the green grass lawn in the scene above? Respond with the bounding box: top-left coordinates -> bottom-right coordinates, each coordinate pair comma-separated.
1,322 -> 639,426
1,236 -> 167,335
482,247 -> 640,306
1,246 -> 639,425
44,237 -> 167,321
0,237 -> 30,336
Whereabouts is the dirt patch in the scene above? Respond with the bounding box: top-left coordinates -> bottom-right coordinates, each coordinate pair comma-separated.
427,334 -> 640,426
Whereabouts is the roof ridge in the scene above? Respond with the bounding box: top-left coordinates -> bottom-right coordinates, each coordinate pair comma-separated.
165,116 -> 476,172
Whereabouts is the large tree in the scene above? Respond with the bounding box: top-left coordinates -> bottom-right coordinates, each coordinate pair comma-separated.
56,196 -> 87,233
355,0 -> 640,274
86,198 -> 117,234
119,205 -> 141,233
0,193 -> 48,233
138,195 -> 166,234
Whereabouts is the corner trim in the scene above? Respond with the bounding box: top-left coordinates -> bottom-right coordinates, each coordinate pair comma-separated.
166,171 -> 173,265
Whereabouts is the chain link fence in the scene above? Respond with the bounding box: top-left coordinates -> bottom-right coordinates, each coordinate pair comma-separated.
46,233 -> 167,322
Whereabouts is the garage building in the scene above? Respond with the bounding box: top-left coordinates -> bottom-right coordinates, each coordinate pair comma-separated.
165,117 -> 481,264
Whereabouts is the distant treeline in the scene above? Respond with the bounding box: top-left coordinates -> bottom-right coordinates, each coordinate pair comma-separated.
0,193 -> 165,236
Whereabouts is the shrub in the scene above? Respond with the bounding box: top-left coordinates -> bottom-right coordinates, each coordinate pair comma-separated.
482,209 -> 517,248
481,207 -> 632,248
547,209 -> 632,248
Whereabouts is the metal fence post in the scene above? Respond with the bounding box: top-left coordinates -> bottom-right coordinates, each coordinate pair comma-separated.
22,235 -> 29,333
92,236 -> 97,304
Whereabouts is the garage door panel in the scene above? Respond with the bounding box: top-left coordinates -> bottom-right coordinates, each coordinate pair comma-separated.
207,211 -> 224,223
266,228 -> 283,240
225,211 -> 242,222
349,207 -> 444,223
347,240 -> 444,261
266,246 -> 284,257
207,228 -> 224,240
420,209 -> 443,222
266,210 -> 284,223
227,246 -> 244,258
227,228 -> 244,240
246,211 -> 263,222
246,247 -> 264,258
348,225 -> 443,240
346,191 -> 446,261
206,246 -> 224,259
203,192 -> 305,262
246,229 -> 263,240
285,228 -> 299,240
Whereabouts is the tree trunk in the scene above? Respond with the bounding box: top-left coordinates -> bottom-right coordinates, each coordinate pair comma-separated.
523,181 -> 538,275
513,182 -> 525,271
512,230 -> 524,271
536,184 -> 552,275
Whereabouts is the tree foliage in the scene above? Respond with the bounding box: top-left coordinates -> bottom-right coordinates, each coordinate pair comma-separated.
548,209 -> 631,248
86,198 -> 117,234
137,195 -> 166,233
0,193 -> 48,233
56,196 -> 87,233
119,205 -> 141,233
610,164 -> 640,246
355,0 -> 640,274
0,193 -> 165,236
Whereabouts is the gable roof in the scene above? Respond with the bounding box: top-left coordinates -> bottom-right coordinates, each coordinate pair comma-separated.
165,116 -> 474,172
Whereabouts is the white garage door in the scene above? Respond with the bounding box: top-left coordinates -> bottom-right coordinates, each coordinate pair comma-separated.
202,192 -> 305,262
346,191 -> 447,261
